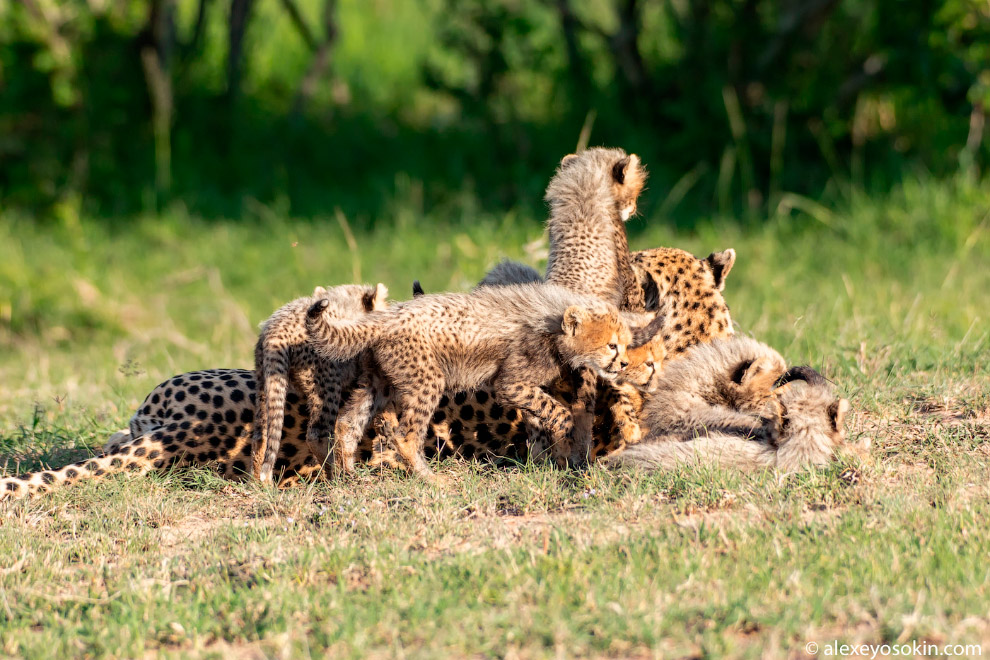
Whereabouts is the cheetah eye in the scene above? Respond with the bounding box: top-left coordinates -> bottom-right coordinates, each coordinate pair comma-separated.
608,343 -> 618,352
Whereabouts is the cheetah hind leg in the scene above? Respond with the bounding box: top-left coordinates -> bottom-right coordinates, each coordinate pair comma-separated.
302,359 -> 346,472
392,386 -> 444,481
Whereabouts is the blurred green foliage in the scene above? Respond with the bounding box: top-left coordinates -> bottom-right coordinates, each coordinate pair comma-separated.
1,0 -> 988,222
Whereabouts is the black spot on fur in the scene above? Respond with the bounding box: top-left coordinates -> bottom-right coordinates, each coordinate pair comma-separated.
110,458 -> 123,468
232,461 -> 247,474
453,392 -> 468,405
212,395 -> 224,408
282,444 -> 298,457
175,391 -> 186,402
283,415 -> 296,430
66,469 -> 78,479
459,406 -> 474,421
432,410 -> 447,423
199,393 -> 211,404
230,389 -> 245,403
286,392 -> 300,405
474,390 -> 490,404
197,410 -> 209,420
133,448 -> 147,457
241,409 -> 254,423
41,472 -> 55,484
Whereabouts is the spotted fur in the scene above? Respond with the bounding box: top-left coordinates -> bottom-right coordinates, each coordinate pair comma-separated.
305,283 -> 632,476
252,283 -> 387,482
0,246 -> 738,499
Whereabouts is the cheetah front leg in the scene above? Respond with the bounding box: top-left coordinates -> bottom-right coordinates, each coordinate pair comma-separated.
568,368 -> 599,467
608,384 -> 644,451
494,377 -> 574,468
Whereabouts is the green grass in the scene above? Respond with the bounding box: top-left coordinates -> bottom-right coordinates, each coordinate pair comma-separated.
1,173 -> 989,657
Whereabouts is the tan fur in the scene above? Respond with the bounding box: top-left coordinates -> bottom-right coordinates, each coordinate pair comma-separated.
251,283 -> 387,482
0,247 -> 738,500
608,333 -> 666,448
306,282 -> 632,476
545,147 -> 647,309
643,336 -> 788,442
605,376 -> 851,472
449,246 -> 737,463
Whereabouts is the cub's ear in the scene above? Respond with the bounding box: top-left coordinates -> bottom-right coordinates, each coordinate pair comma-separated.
364,282 -> 389,311
560,153 -> 580,168
312,285 -> 329,299
612,156 -> 631,185
731,356 -> 784,393
412,280 -> 425,297
829,398 -> 851,432
308,298 -> 330,319
705,249 -> 736,291
561,306 -> 590,336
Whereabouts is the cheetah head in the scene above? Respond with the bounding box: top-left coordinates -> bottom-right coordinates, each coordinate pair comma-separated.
772,367 -> 852,471
558,305 -> 632,382
313,283 -> 389,318
550,147 -> 647,222
632,247 -> 736,358
618,333 -> 666,392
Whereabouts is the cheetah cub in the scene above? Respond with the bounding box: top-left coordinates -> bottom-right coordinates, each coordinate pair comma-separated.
305,282 -> 632,478
609,331 -> 666,448
252,283 -> 388,482
605,366 -> 851,472
545,147 -> 647,310
543,147 -> 649,464
642,335 -> 789,444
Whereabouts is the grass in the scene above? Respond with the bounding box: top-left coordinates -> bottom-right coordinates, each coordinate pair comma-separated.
1,172 -> 989,657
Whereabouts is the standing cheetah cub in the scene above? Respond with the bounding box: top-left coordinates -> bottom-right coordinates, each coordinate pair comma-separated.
252,283 -> 388,482
545,147 -> 647,309
305,282 -> 632,478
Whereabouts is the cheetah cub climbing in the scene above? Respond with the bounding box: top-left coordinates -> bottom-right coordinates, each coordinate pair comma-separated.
305,282 -> 632,478
545,146 -> 647,310
252,283 -> 388,482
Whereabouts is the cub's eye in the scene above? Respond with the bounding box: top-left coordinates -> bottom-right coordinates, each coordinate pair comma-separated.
608,343 -> 618,352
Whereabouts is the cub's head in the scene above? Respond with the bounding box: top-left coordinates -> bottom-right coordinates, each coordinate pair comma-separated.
772,367 -> 852,471
550,147 -> 647,222
631,247 -> 735,358
315,283 -> 389,317
559,305 -> 632,381
618,333 -> 666,392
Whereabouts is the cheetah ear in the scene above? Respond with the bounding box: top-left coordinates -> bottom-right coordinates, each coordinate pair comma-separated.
612,156 -> 631,185
828,398 -> 851,432
731,356 -> 784,393
705,249 -> 736,291
307,298 -> 330,319
412,280 -> 425,297
560,153 -> 579,168
364,283 -> 389,312
561,306 -> 590,336
312,285 -> 329,299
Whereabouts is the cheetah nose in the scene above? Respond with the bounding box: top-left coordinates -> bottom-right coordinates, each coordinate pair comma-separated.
619,358 -> 629,369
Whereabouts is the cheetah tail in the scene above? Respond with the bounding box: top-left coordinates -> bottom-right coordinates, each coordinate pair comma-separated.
603,435 -> 777,472
256,349 -> 290,482
0,433 -> 169,502
305,300 -> 382,362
